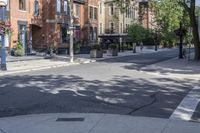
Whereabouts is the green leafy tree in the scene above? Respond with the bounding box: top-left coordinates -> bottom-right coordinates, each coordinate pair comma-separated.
114,0 -> 200,60
151,0 -> 200,60
178,0 -> 200,60
127,23 -> 147,43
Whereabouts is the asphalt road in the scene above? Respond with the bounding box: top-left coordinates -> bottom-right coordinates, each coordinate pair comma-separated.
0,49 -> 199,122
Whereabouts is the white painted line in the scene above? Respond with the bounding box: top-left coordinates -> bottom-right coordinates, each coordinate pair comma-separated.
170,86 -> 200,121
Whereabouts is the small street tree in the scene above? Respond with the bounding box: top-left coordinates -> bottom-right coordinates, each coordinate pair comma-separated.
127,23 -> 147,43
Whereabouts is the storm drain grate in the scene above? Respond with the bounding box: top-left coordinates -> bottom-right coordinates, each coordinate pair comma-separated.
56,118 -> 85,122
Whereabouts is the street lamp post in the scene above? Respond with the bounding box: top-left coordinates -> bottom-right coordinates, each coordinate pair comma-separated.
179,21 -> 183,59
0,0 -> 7,71
155,28 -> 158,51
69,0 -> 74,62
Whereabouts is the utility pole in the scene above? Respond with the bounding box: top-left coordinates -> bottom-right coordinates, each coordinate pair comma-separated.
69,0 -> 74,62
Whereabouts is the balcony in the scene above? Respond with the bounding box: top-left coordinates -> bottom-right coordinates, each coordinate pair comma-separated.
31,15 -> 42,27
31,1 -> 43,27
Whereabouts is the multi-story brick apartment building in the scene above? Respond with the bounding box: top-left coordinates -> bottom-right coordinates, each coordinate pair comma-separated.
98,0 -> 139,35
4,0 -> 85,54
82,0 -> 98,45
5,0 -> 43,54
34,0 -> 86,53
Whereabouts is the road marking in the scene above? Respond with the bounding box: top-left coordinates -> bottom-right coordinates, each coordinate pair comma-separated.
170,86 -> 200,121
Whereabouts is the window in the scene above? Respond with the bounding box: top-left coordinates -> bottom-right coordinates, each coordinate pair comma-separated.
120,23 -> 123,33
126,24 -> 128,32
64,0 -> 68,15
110,22 -> 114,33
34,0 -> 39,16
89,6 -> 93,19
100,3 -> 102,14
94,7 -> 97,19
94,27 -> 97,41
128,7 -> 130,18
76,4 -> 80,17
6,0 -> 9,11
19,0 -> 26,11
133,8 -> 135,19
100,23 -> 102,34
109,4 -> 114,16
126,8 -> 128,18
56,0 -> 61,13
61,26 -> 68,43
90,27 -> 93,40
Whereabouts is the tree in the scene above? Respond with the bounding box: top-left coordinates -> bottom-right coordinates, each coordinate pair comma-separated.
114,0 -> 200,60
178,0 -> 200,60
150,0 -> 189,47
127,23 -> 147,43
151,0 -> 200,60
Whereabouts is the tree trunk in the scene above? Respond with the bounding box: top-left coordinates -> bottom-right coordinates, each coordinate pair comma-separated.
189,0 -> 200,60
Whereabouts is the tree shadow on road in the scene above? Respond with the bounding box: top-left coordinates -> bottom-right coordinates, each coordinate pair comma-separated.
0,75 -> 197,118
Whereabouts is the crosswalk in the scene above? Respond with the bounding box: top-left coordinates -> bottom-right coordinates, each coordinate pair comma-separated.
170,86 -> 200,121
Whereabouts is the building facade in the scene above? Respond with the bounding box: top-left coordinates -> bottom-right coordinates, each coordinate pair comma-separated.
4,0 -> 86,54
98,0 -> 139,35
7,0 -> 43,54
139,0 -> 156,29
31,0 -> 85,53
82,0 -> 98,45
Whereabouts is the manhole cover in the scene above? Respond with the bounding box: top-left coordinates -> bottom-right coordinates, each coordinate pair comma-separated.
56,118 -> 84,122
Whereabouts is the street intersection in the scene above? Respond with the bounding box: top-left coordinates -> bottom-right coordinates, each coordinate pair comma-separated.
0,49 -> 199,123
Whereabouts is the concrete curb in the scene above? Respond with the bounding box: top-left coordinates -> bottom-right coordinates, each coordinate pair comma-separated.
0,59 -> 95,76
139,53 -> 200,79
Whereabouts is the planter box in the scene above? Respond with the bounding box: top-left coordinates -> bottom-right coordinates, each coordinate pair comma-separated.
107,48 -> 118,56
90,49 -> 103,58
132,43 -> 136,53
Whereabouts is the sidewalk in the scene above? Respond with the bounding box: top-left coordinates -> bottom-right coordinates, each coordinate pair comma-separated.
0,56 -> 94,76
0,113 -> 199,133
56,47 -> 171,62
0,48 -> 170,76
140,54 -> 200,79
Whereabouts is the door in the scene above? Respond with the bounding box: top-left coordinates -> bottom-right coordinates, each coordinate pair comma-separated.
19,24 -> 26,54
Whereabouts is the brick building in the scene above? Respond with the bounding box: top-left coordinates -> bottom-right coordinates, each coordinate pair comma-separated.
98,0 -> 139,35
31,0 -> 86,53
4,0 -> 85,54
82,0 -> 98,45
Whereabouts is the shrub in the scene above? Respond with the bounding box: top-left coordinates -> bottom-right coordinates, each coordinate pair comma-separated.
91,44 -> 101,51
74,41 -> 81,53
143,37 -> 155,46
127,23 -> 147,43
108,44 -> 117,49
15,49 -> 24,56
15,41 -> 24,56
47,44 -> 56,54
